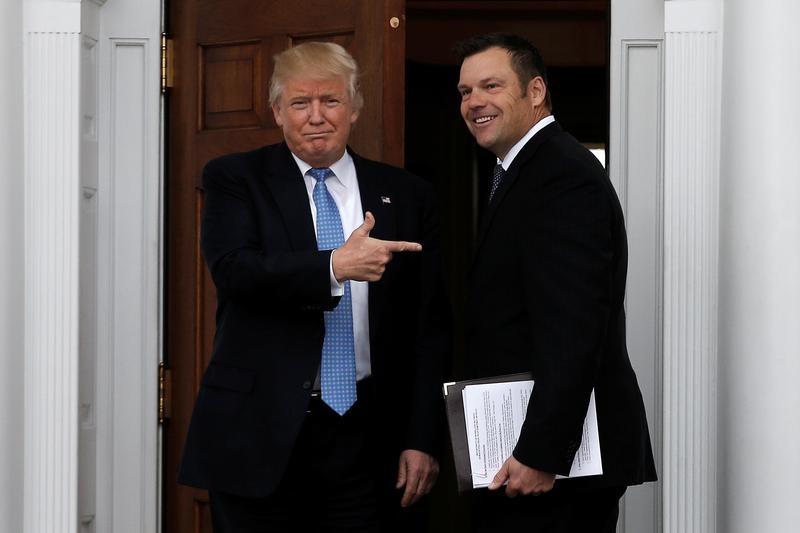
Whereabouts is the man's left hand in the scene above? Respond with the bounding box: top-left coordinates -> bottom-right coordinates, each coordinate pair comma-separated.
396,449 -> 439,507
488,456 -> 555,497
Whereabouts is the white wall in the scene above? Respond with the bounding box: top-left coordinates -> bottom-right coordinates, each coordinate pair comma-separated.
0,0 -> 25,531
719,0 -> 800,531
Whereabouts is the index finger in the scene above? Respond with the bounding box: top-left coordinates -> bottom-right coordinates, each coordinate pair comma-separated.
400,484 -> 415,507
400,473 -> 421,507
488,462 -> 510,491
382,240 -> 423,253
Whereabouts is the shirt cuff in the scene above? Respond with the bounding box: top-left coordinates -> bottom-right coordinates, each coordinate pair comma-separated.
329,250 -> 344,296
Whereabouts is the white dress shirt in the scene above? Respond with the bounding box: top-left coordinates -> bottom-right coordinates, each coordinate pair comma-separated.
291,151 -> 371,381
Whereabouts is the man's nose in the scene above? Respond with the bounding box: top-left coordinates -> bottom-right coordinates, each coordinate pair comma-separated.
308,101 -> 324,123
466,90 -> 486,109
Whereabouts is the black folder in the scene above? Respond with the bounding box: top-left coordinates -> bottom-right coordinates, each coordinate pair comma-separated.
442,372 -> 533,492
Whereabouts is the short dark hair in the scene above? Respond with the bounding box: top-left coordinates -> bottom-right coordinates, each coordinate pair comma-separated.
453,32 -> 552,110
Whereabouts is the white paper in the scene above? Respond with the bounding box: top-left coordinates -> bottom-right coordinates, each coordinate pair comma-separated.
462,380 -> 602,488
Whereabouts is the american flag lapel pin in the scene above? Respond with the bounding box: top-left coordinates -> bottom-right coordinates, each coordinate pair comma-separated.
381,196 -> 391,204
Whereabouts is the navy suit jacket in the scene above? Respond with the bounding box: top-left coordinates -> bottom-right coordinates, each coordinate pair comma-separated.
178,142 -> 451,497
464,122 -> 657,489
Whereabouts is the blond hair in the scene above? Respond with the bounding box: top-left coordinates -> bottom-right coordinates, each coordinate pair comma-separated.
269,41 -> 363,111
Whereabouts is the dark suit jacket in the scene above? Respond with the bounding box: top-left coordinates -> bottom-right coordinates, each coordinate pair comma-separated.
464,122 -> 656,489
178,142 -> 451,498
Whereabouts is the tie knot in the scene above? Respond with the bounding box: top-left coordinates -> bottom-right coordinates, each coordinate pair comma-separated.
308,167 -> 333,183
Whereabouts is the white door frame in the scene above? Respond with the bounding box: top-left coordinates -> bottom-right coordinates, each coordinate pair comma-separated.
609,1 -> 723,532
89,0 -> 163,531
609,1 -> 664,531
22,0 -> 163,531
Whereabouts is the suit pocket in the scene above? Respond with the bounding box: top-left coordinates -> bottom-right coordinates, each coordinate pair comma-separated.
202,363 -> 256,393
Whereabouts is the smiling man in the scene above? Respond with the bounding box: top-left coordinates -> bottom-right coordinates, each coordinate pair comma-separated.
178,41 -> 451,533
455,33 -> 656,532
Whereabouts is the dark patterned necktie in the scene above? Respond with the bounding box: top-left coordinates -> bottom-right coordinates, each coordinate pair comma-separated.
308,167 -> 357,415
488,163 -> 505,203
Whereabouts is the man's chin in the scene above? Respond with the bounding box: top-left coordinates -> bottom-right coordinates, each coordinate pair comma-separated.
302,145 -> 345,167
475,136 -> 496,152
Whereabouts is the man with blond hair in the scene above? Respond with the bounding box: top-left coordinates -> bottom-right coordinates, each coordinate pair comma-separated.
179,41 -> 451,532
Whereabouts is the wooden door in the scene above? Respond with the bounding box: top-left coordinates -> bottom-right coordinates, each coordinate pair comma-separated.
164,2 -> 406,531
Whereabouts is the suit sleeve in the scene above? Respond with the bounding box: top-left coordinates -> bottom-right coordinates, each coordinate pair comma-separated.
512,162 -> 615,475
200,157 -> 337,310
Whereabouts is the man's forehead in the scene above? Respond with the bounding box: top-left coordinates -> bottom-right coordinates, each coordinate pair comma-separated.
459,49 -> 513,80
284,75 -> 346,90
458,69 -> 513,89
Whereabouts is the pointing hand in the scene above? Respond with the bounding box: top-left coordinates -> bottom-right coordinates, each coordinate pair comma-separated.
332,212 -> 422,282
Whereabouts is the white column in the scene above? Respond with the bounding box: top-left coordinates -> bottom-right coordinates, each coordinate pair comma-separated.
23,1 -> 82,532
718,1 -> 800,532
0,1 -> 25,532
663,2 -> 722,532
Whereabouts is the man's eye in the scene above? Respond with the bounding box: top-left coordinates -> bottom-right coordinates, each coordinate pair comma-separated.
325,99 -> 340,107
291,101 -> 308,109
486,83 -> 498,90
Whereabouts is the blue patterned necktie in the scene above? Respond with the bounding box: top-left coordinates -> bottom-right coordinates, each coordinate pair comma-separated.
308,167 -> 357,415
488,163 -> 505,203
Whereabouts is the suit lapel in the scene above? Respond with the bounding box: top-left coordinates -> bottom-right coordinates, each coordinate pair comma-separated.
262,143 -> 318,251
351,149 -> 395,242
350,149 -> 396,350
471,122 -> 562,267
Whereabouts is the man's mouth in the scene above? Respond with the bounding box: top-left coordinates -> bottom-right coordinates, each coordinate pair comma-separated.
473,115 -> 496,125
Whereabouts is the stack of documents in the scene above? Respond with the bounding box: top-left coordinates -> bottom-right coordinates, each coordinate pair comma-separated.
443,373 -> 602,492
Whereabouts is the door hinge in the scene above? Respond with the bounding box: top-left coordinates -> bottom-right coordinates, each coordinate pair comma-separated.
158,362 -> 173,424
161,33 -> 174,93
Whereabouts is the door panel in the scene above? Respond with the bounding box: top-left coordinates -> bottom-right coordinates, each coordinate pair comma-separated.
164,2 -> 405,532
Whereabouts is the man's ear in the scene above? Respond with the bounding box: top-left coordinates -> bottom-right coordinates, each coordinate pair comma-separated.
528,76 -> 547,107
272,104 -> 284,127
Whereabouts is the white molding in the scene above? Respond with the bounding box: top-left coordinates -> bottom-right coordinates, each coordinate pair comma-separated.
24,1 -> 82,33
615,39 -> 665,213
663,26 -> 721,533
79,26 -> 99,532
23,29 -> 81,533
612,38 -> 665,533
665,0 -> 722,33
93,33 -> 161,533
1,0 -> 25,531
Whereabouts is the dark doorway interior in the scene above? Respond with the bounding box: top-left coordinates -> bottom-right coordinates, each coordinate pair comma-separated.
403,3 -> 609,530
405,59 -> 608,339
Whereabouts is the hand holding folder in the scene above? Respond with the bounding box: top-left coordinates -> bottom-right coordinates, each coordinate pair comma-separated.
443,373 -> 602,492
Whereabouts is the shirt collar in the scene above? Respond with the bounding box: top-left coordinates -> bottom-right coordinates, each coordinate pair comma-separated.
291,150 -> 355,189
498,115 -> 556,170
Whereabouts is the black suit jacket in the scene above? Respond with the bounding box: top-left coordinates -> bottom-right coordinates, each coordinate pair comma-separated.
464,122 -> 656,489
178,142 -> 451,498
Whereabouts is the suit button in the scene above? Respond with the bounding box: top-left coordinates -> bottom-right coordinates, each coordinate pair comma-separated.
302,381 -> 312,390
